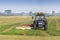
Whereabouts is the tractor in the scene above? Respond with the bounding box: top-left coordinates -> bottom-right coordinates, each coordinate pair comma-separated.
32,12 -> 48,30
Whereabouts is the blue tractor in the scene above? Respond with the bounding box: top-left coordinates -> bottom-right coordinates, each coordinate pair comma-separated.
32,12 -> 48,30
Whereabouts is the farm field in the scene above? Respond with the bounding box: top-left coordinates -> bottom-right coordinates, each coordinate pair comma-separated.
0,16 -> 60,40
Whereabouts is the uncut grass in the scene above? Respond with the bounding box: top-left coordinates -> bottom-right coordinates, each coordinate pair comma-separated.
0,16 -> 32,25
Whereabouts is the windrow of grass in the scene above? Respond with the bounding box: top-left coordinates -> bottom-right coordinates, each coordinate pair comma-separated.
56,18 -> 60,25
47,18 -> 60,36
0,29 -> 41,36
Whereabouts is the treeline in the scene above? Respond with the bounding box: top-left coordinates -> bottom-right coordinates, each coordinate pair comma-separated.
0,12 -> 60,16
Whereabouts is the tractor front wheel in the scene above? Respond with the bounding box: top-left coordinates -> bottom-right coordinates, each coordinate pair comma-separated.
43,25 -> 47,30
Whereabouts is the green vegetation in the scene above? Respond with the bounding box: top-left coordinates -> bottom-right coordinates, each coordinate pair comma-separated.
0,23 -> 21,32
0,16 -> 60,36
47,17 -> 60,36
1,29 -> 41,36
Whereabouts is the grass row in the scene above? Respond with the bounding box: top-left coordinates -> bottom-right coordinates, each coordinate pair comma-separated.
47,19 -> 60,36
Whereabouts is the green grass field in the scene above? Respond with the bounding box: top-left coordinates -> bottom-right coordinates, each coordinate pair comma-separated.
0,16 -> 60,40
0,16 -> 60,36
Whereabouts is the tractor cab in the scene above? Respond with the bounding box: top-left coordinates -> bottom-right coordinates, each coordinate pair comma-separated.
35,15 -> 45,20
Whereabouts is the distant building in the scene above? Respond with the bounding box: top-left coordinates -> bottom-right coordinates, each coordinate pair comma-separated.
4,10 -> 12,16
5,10 -> 11,14
52,11 -> 55,16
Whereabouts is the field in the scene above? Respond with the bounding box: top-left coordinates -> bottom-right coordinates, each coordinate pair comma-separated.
0,16 -> 60,40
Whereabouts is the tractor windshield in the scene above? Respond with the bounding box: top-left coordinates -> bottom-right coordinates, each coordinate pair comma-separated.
36,16 -> 44,20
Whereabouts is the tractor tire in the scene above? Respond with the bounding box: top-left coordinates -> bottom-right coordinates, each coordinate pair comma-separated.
33,24 -> 37,29
43,25 -> 47,30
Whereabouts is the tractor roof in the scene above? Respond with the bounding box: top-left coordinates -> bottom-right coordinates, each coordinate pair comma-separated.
36,12 -> 45,16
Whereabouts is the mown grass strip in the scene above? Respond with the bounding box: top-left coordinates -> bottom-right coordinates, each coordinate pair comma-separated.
0,22 -> 21,32
0,29 -> 41,36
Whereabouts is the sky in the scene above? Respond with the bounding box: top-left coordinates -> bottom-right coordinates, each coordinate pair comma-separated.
0,0 -> 60,13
